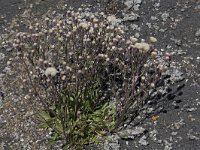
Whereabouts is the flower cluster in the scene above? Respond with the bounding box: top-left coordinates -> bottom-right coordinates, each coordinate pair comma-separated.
0,4 -> 171,148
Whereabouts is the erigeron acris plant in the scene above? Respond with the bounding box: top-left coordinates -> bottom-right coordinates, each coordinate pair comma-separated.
0,3 -> 171,149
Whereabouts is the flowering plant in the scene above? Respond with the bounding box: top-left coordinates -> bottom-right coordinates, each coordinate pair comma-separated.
1,3 -> 170,149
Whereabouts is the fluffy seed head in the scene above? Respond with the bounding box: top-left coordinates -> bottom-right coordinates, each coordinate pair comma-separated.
79,22 -> 89,29
141,42 -> 150,51
45,67 -> 58,77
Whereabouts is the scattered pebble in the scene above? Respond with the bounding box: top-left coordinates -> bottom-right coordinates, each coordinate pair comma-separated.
139,135 -> 148,146
164,140 -> 172,150
195,29 -> 200,37
186,107 -> 197,112
118,127 -> 146,139
161,12 -> 170,21
0,53 -> 5,61
123,12 -> 140,21
187,130 -> 200,141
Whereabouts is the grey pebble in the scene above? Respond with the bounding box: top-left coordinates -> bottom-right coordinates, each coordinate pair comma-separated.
195,5 -> 200,10
134,0 -> 142,4
161,12 -> 170,22
0,53 -> 5,61
195,29 -> 200,37
186,107 -> 197,112
123,12 -> 140,21
139,135 -> 148,146
130,24 -> 140,30
171,132 -> 177,136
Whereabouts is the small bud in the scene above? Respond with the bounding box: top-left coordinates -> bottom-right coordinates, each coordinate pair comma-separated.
141,76 -> 145,81
45,67 -> 58,77
61,75 -> 66,80
151,51 -> 157,57
106,58 -> 110,61
130,37 -> 138,43
150,83 -> 155,88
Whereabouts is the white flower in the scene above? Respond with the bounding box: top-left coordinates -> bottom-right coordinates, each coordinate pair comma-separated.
151,51 -> 157,57
126,40 -> 132,45
141,42 -> 150,51
94,23 -> 98,28
89,27 -> 94,34
61,75 -> 66,80
79,22 -> 89,29
141,76 -> 145,81
150,83 -> 155,88
98,54 -> 106,58
106,58 -> 110,61
134,42 -> 150,51
45,67 -> 58,77
58,37 -> 64,42
134,42 -> 144,49
66,66 -> 72,71
112,46 -> 116,50
78,70 -> 82,74
130,36 -> 138,43
93,18 -> 98,22
144,64 -> 148,67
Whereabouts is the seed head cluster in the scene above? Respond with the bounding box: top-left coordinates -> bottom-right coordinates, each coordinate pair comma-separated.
1,5 -> 170,130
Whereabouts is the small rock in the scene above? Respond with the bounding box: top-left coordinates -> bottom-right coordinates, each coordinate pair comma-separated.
174,119 -> 185,130
118,127 -> 146,139
174,39 -> 182,46
149,129 -> 158,138
3,67 -> 12,74
133,4 -> 140,11
6,48 -> 12,51
157,140 -> 162,144
146,22 -> 152,28
164,140 -> 172,150
195,29 -> 200,37
187,130 -> 199,140
0,53 -> 5,61
195,5 -> 200,10
123,12 -> 140,21
134,0 -> 142,4
103,135 -> 120,150
171,132 -> 177,136
188,134 -> 199,140
186,108 -> 197,112
124,0 -> 134,9
151,16 -> 157,20
161,12 -> 170,21
108,142 -> 120,150
146,107 -> 154,114
135,32 -> 140,38
166,69 -> 184,84
130,24 -> 140,30
139,135 -> 148,146
154,2 -> 160,8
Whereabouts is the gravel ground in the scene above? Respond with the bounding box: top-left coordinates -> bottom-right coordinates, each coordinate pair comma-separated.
0,0 -> 200,149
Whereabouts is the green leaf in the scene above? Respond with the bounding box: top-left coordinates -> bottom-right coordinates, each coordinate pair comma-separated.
36,111 -> 51,122
38,122 -> 49,129
55,119 -> 63,133
47,139 -> 56,147
49,105 -> 56,110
